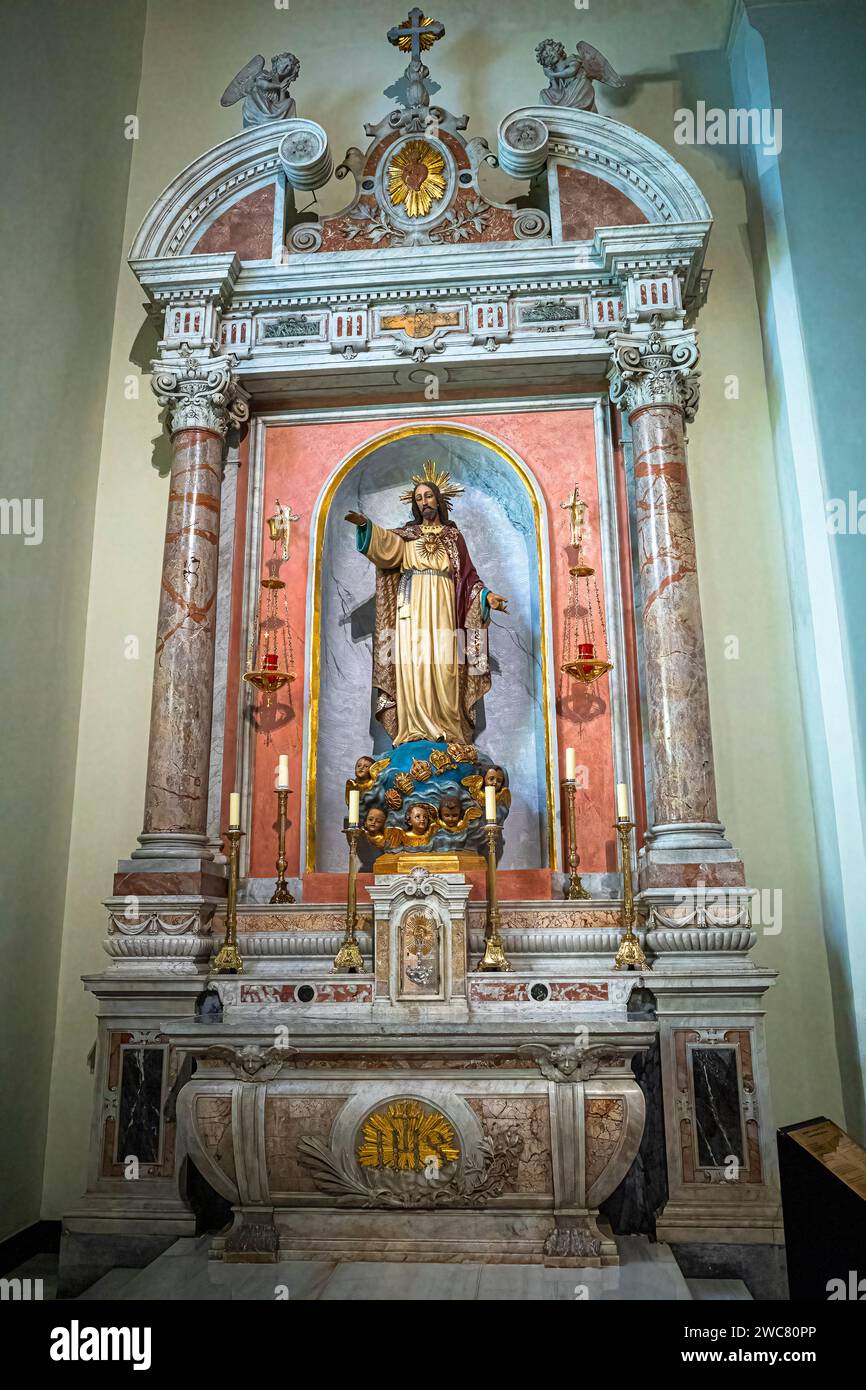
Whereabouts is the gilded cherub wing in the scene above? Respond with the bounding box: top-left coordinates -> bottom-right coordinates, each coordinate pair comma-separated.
461,774 -> 485,806
576,41 -> 625,87
344,778 -> 355,805
220,55 -> 266,107
383,826 -> 405,849
499,788 -> 512,810
368,757 -> 391,783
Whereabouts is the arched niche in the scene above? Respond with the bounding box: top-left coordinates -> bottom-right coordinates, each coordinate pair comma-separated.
306,423 -> 557,873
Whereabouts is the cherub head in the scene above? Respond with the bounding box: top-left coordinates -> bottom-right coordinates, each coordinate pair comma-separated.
438,795 -> 463,831
535,38 -> 567,70
405,802 -> 434,834
363,806 -> 386,838
271,52 -> 300,82
354,755 -> 375,782
483,765 -> 506,793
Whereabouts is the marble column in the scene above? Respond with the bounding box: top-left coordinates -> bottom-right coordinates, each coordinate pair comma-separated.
609,321 -> 744,889
132,355 -> 249,865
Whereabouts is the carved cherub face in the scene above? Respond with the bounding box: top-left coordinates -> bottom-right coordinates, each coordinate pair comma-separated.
484,766 -> 505,793
272,52 -> 300,82
354,756 -> 374,781
406,803 -> 433,833
536,38 -> 567,69
364,806 -> 386,837
438,796 -> 463,830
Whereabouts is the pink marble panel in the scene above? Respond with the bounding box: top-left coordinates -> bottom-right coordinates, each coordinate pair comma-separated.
254,409 -> 614,884
193,184 -> 276,261
237,981 -> 373,1004
556,165 -> 648,241
465,1096 -> 552,1193
548,981 -> 609,1002
467,979 -> 607,1003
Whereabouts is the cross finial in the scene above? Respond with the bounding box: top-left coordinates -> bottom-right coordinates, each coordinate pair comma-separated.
387,9 -> 445,66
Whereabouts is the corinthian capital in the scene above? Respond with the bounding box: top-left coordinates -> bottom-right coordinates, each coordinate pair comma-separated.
151,350 -> 250,436
607,317 -> 700,421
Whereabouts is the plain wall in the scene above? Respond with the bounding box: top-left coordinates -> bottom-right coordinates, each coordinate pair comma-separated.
33,0 -> 847,1220
729,0 -> 866,1137
0,0 -> 145,1240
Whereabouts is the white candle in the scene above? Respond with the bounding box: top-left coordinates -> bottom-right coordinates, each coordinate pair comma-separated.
616,782 -> 629,820
277,754 -> 289,789
484,785 -> 497,822
229,791 -> 240,828
348,789 -> 360,825
565,746 -> 576,781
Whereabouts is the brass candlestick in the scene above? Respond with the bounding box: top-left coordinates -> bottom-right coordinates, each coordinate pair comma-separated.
333,824 -> 364,973
270,786 -> 295,903
613,816 -> 648,971
562,778 -> 591,900
477,822 -> 512,972
213,826 -> 244,974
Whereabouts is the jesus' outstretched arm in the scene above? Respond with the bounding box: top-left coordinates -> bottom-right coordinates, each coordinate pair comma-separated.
345,511 -> 404,569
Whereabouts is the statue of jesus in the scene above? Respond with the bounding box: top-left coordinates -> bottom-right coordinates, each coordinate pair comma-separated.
345,461 -> 507,747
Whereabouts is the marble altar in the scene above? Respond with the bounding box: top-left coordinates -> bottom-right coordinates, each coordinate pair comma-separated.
59,11 -> 782,1296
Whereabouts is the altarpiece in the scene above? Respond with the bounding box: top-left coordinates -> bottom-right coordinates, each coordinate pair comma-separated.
60,12 -> 782,1287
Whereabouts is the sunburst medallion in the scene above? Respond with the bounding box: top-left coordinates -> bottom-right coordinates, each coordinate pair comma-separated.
357,1099 -> 459,1171
387,139 -> 446,218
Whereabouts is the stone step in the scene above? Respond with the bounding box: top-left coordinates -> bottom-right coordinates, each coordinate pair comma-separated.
77,1267 -> 143,1300
72,1231 -> 701,1301
686,1277 -> 753,1301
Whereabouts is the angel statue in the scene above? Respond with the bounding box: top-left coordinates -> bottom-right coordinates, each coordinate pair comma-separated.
221,52 -> 300,128
534,38 -> 625,113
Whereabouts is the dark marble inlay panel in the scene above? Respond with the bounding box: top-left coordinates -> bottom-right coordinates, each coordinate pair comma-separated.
117,1046 -> 165,1165
692,1046 -> 743,1167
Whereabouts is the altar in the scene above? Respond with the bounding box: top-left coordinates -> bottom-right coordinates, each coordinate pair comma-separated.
60,10 -> 783,1291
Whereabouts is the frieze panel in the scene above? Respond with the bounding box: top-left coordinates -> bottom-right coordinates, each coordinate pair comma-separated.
517,296 -> 590,330
258,312 -> 327,343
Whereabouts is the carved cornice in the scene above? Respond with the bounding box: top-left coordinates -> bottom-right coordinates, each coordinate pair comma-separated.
607,318 -> 700,420
151,350 -> 250,436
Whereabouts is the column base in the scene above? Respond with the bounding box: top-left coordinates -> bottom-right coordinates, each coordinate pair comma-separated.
639,821 -> 746,889
639,885 -> 757,956
117,836 -> 227,897
132,831 -> 214,860
657,1199 -> 784,1246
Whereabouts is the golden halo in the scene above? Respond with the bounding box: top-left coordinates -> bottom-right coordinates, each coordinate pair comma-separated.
399,459 -> 465,507
387,139 -> 446,218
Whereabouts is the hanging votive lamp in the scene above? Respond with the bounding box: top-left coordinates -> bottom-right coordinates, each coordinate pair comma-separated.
243,500 -> 298,706
559,485 -> 613,686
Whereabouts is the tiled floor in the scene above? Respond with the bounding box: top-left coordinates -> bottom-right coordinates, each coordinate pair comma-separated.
69,1234 -> 751,1301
